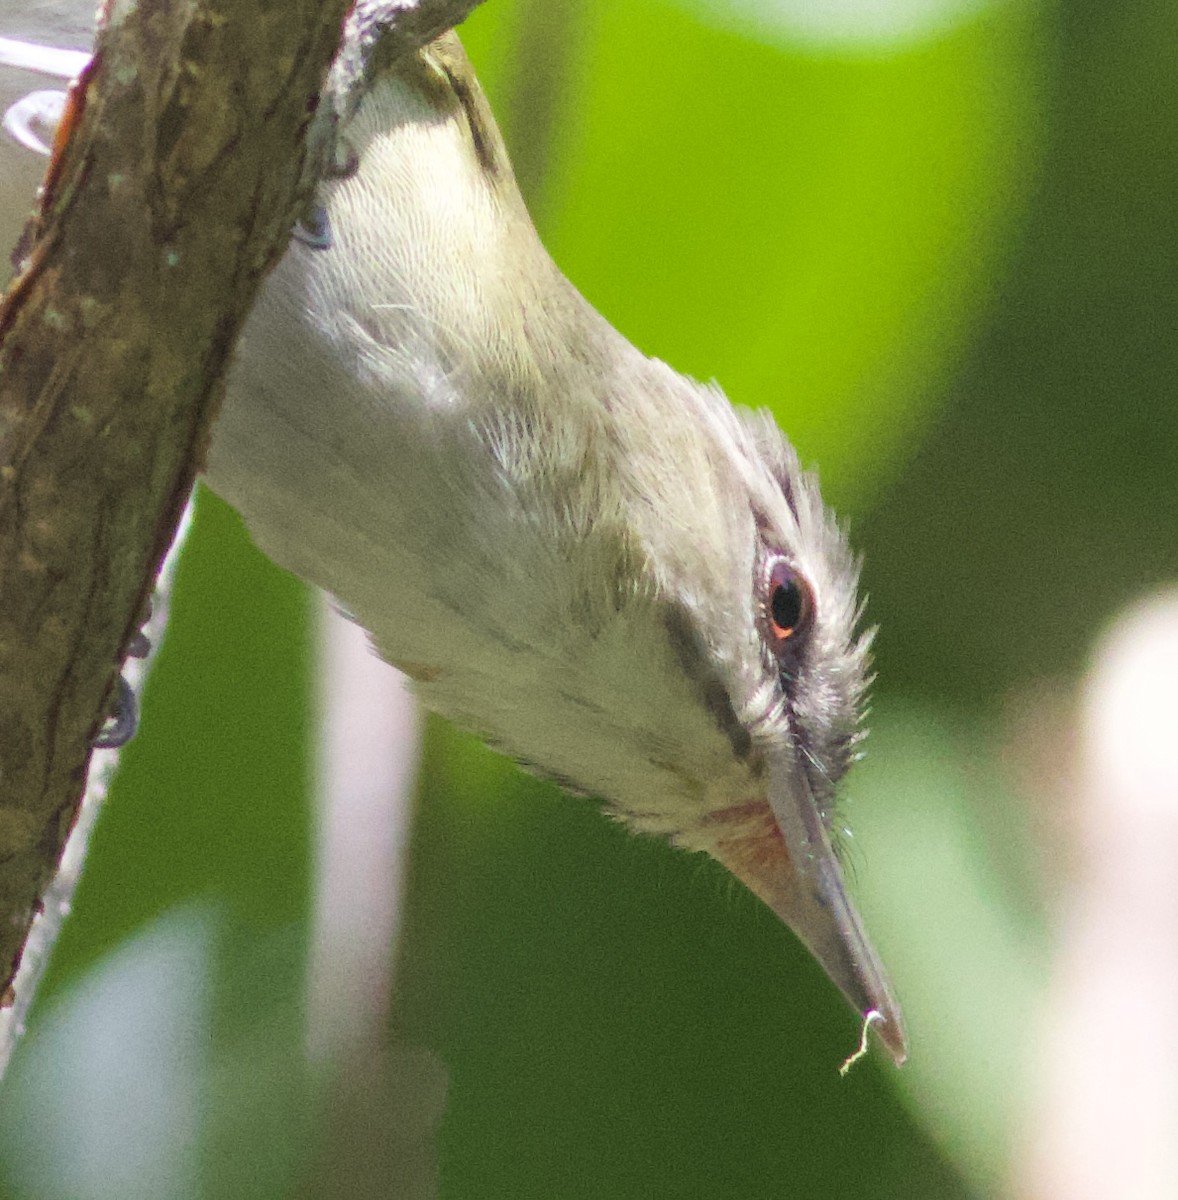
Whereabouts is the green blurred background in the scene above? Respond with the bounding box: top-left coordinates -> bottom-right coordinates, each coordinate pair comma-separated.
2,0 -> 1177,1196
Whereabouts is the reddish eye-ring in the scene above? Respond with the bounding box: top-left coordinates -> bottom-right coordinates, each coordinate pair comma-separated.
765,558 -> 812,647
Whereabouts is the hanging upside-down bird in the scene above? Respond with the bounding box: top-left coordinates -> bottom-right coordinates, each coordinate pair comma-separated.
1,14 -> 905,1064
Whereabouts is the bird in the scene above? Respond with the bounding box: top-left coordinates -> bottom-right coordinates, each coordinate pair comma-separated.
1,19 -> 906,1064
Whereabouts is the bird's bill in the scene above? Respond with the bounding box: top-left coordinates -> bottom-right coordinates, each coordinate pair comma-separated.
710,752 -> 907,1066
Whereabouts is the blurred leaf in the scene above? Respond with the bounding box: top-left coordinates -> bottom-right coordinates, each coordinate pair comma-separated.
859,0 -> 1178,701
849,705 -> 1047,1195
0,909 -> 320,1200
668,0 -> 996,51
0,906 -> 216,1200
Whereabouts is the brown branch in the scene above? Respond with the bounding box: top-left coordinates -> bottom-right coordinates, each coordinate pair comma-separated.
0,0 -> 484,1014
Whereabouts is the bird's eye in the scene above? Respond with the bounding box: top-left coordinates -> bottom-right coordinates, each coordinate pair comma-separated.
764,558 -> 813,648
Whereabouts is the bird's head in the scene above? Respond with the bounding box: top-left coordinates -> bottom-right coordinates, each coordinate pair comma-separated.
594,363 -> 906,1064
